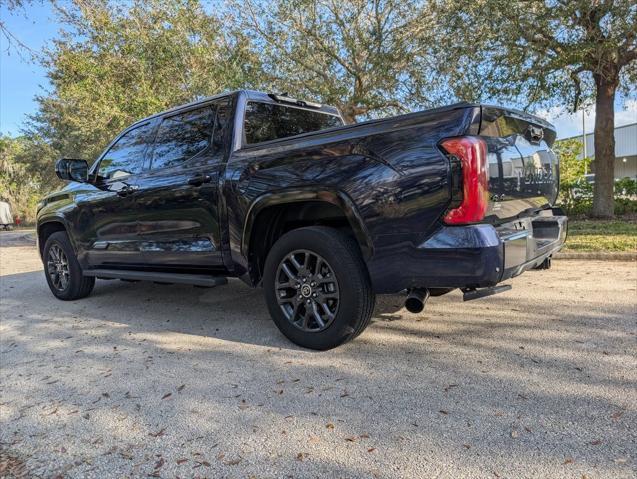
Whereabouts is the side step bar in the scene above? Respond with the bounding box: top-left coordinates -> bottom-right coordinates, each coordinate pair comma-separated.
83,269 -> 228,288
462,284 -> 512,302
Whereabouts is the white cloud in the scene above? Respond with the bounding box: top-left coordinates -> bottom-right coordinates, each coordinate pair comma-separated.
535,100 -> 637,139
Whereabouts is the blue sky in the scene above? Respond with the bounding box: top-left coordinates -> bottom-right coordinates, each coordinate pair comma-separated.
1,2 -> 635,139
0,1 -> 58,136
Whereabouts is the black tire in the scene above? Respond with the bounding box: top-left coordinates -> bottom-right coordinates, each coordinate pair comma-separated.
263,226 -> 375,350
43,231 -> 95,300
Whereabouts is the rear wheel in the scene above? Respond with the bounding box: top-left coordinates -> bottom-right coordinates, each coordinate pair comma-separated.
263,226 -> 375,350
43,231 -> 95,300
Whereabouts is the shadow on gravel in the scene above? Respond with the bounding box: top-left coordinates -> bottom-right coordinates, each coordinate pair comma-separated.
1,265 -> 635,477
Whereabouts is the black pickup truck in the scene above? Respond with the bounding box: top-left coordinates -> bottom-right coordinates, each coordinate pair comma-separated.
37,90 -> 567,349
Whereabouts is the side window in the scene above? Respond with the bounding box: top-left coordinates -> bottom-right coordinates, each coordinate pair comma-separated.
98,122 -> 154,180
151,107 -> 214,170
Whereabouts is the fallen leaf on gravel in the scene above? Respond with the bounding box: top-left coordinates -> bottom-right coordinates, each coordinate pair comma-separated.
368,448 -> 376,453
176,458 -> 188,464
439,410 -> 448,415
162,393 -> 172,400
463,444 -> 471,449
590,440 -> 602,445
296,452 -> 308,461
148,428 -> 166,438
443,384 -> 458,392
611,410 -> 624,420
360,434 -> 370,439
326,423 -> 334,429
177,384 -> 185,393
154,458 -> 164,470
563,458 -> 574,464
345,437 -> 357,442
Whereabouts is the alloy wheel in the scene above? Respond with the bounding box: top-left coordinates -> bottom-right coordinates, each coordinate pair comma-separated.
47,244 -> 70,292
275,249 -> 340,332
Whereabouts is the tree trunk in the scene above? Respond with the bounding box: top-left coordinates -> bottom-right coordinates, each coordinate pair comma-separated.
591,73 -> 618,218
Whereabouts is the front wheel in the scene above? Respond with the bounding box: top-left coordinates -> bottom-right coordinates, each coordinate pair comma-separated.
263,226 -> 375,350
43,231 -> 95,300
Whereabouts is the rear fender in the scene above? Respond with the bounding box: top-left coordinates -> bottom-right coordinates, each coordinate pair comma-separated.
241,188 -> 373,260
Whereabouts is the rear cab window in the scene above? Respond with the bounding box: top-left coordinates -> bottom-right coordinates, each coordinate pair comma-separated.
243,102 -> 343,145
151,106 -> 215,170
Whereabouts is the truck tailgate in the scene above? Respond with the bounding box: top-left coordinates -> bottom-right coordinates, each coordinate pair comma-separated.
479,106 -> 559,223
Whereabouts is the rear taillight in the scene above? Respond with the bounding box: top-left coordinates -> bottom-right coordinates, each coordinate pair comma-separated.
440,137 -> 489,225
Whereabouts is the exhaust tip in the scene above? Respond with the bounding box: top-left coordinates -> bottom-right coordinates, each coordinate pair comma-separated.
405,288 -> 430,314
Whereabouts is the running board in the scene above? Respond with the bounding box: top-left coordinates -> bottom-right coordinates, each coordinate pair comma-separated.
462,284 -> 512,302
83,269 -> 228,288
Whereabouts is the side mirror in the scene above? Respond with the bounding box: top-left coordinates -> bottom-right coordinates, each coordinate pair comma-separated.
55,158 -> 89,182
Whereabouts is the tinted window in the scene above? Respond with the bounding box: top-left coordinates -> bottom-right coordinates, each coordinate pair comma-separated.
151,107 -> 214,170
244,102 -> 343,144
98,122 -> 154,180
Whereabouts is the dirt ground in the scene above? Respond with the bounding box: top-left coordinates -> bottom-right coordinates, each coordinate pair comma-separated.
1,231 -> 635,478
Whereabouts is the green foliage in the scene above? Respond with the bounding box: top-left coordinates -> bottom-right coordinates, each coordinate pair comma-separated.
431,0 -> 637,110
615,177 -> 637,197
235,0 -> 445,122
554,138 -> 637,216
26,0 -> 261,162
554,138 -> 591,213
0,135 -> 59,223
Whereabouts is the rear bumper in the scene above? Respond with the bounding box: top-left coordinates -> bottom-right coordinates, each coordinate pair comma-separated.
368,209 -> 567,294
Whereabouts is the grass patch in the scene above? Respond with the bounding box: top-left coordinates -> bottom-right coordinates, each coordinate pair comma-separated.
563,219 -> 637,252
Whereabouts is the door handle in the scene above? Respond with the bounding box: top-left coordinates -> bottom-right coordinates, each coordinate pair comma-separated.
187,174 -> 212,186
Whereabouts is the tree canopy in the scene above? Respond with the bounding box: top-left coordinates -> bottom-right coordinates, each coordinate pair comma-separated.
235,0 -> 446,123
24,0 -> 260,160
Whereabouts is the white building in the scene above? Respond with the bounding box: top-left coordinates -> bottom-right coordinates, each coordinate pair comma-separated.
561,122 -> 636,179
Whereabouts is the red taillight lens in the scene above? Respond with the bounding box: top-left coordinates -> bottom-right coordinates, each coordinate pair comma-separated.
441,137 -> 489,225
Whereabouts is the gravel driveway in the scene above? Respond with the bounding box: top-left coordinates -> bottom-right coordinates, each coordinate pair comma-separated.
1,231 -> 635,478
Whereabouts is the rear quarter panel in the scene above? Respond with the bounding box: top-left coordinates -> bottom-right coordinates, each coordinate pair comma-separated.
224,106 -> 478,276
